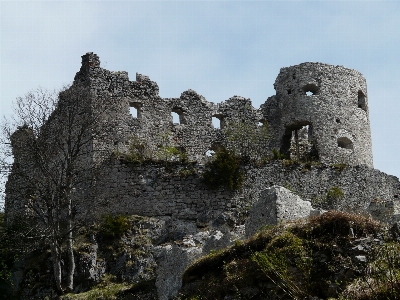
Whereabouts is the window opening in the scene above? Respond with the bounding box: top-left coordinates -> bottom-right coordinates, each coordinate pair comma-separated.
281,122 -> 318,161
212,115 -> 225,129
212,117 -> 220,129
129,102 -> 141,119
171,107 -> 186,125
358,90 -> 367,112
171,112 -> 180,124
336,118 -> 341,123
130,107 -> 138,118
206,150 -> 215,157
302,84 -> 319,96
337,137 -> 353,150
287,89 -> 292,95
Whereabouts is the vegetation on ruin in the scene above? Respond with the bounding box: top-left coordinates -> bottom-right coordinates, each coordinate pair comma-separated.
223,120 -> 270,163
272,148 -> 286,160
312,186 -> 345,208
0,85 -> 120,294
202,147 -> 244,190
331,163 -> 347,172
121,132 -> 187,165
99,214 -> 131,239
60,275 -> 156,300
176,211 -> 400,300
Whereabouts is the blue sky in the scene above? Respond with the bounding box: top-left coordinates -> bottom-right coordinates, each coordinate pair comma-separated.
1,1 -> 400,208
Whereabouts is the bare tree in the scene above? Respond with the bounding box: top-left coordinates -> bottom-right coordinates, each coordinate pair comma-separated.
1,84 -> 110,293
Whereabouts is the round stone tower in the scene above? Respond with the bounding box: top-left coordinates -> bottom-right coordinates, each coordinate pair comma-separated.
265,62 -> 373,167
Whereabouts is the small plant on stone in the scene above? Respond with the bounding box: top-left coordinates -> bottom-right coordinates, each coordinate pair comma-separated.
178,166 -> 197,177
327,186 -> 344,203
125,135 -> 148,163
331,163 -> 347,172
155,131 -> 186,163
272,148 -> 286,160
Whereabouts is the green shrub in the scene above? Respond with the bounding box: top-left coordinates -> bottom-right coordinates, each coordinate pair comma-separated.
339,242 -> 400,299
202,147 -> 244,190
124,135 -> 149,163
272,149 -> 286,160
100,215 -> 130,238
156,145 -> 186,162
327,186 -> 344,201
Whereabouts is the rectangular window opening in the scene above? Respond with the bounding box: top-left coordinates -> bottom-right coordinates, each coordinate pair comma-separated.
130,106 -> 138,118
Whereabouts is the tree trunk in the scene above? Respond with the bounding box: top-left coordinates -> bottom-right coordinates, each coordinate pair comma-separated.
65,197 -> 75,292
50,240 -> 63,294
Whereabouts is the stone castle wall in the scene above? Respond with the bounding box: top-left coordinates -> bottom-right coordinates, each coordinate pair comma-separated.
263,63 -> 373,167
80,159 -> 400,225
5,53 -> 379,223
70,53 -> 373,166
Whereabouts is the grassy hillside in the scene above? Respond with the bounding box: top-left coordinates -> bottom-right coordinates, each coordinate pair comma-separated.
176,211 -> 400,300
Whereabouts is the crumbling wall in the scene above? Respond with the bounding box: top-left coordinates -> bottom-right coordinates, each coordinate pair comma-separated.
68,53 -> 374,167
263,62 -> 373,167
79,159 -> 400,223
4,53 -> 379,224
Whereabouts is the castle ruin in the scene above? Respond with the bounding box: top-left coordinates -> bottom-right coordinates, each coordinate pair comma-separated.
5,53 -> 400,300
4,53 -> 389,224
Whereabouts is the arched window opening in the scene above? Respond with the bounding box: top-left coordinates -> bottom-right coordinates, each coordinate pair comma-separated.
212,114 -> 225,129
171,108 -> 186,125
358,90 -> 367,112
337,137 -> 353,150
281,122 -> 318,162
129,102 -> 142,119
302,84 -> 319,96
212,117 -> 220,129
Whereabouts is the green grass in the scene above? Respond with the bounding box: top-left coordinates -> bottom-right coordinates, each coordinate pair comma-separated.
61,282 -> 134,300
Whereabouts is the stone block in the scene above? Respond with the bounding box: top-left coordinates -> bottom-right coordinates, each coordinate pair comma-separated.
245,186 -> 312,237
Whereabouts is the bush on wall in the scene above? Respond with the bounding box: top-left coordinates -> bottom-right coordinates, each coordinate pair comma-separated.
99,215 -> 131,238
202,147 -> 244,190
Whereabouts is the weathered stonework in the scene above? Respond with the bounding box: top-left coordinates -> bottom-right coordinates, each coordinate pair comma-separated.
69,52 -> 374,165
5,53 -> 399,299
263,63 -> 373,167
2,52 -> 388,224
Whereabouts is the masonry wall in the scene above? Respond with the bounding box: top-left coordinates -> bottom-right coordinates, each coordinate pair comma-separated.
263,63 -> 373,167
4,53 -> 380,224
82,159 -> 400,224
70,53 -> 267,163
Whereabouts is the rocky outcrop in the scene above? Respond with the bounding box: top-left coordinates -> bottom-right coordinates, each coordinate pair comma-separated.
245,186 -> 313,237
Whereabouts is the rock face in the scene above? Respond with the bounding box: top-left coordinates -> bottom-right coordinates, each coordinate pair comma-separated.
245,186 -> 313,237
155,244 -> 202,300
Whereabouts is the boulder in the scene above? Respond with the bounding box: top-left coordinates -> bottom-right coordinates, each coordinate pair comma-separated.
245,186 -> 312,237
